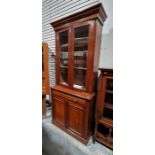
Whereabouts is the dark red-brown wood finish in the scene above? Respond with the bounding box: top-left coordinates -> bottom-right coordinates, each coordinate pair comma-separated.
94,68 -> 113,149
42,42 -> 50,116
51,3 -> 107,144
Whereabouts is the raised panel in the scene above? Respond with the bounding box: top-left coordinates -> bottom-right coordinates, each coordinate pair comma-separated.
67,101 -> 85,136
53,98 -> 66,127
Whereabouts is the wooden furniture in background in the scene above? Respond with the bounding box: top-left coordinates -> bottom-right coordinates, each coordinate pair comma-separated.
42,42 -> 50,115
51,3 -> 107,144
94,68 -> 113,149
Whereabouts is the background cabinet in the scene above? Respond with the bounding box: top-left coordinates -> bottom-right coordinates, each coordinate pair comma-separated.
51,4 -> 107,144
42,42 -> 50,115
94,68 -> 113,149
42,42 -> 50,95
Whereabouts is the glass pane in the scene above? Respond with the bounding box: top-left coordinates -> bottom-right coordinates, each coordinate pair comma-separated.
97,123 -> 111,137
107,79 -> 113,90
103,108 -> 113,120
105,92 -> 113,104
59,30 -> 69,85
73,25 -> 89,90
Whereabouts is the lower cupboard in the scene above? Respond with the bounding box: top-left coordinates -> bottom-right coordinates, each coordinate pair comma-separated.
51,86 -> 95,144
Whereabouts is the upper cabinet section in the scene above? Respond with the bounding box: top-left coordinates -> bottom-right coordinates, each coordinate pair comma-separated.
51,3 -> 107,93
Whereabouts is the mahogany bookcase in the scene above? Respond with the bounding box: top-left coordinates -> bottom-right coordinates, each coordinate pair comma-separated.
51,3 -> 107,144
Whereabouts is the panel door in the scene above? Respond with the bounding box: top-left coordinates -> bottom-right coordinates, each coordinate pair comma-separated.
53,97 -> 66,127
67,101 -> 85,136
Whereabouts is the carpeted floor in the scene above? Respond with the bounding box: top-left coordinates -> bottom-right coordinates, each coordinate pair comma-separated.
42,110 -> 113,155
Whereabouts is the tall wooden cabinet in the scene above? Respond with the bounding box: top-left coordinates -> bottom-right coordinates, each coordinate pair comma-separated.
42,42 -> 50,95
51,4 -> 107,144
42,42 -> 50,115
94,68 -> 113,149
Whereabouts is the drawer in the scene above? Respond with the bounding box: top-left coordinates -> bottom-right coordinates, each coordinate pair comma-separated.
52,90 -> 86,105
53,91 -> 64,101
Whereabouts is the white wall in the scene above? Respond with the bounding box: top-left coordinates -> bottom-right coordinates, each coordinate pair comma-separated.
99,0 -> 113,68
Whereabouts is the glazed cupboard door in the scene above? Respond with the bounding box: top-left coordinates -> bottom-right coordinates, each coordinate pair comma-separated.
56,29 -> 70,87
56,21 -> 95,92
72,24 -> 89,91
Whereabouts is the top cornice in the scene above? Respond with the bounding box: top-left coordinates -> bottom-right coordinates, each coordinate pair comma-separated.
51,3 -> 107,30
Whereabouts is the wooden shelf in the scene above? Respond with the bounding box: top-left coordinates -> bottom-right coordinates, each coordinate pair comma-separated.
74,38 -> 88,47
95,132 -> 113,149
60,65 -> 68,68
74,67 -> 87,70
61,43 -> 68,47
104,103 -> 113,110
96,131 -> 113,142
74,50 -> 87,53
74,50 -> 87,56
106,90 -> 113,94
99,117 -> 113,127
75,37 -> 88,40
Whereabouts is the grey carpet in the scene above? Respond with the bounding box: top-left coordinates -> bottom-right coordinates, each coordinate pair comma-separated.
42,119 -> 89,155
42,112 -> 113,155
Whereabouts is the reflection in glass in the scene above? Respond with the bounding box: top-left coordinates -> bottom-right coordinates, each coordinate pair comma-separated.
74,69 -> 86,89
60,30 -> 69,85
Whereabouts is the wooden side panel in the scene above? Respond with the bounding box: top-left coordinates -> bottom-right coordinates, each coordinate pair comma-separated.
94,19 -> 103,72
42,42 -> 50,94
42,95 -> 46,115
53,98 -> 66,127
86,20 -> 96,93
97,75 -> 107,118
93,19 -> 103,92
67,101 -> 85,136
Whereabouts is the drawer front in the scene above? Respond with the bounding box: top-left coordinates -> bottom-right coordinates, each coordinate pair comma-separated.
53,90 -> 86,105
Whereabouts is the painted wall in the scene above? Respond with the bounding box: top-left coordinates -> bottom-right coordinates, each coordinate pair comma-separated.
99,0 -> 113,68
